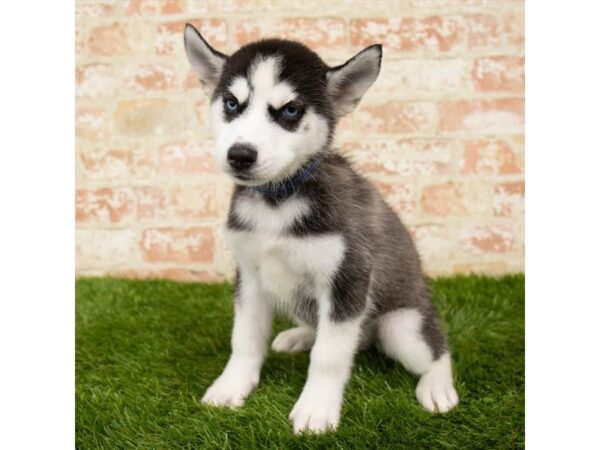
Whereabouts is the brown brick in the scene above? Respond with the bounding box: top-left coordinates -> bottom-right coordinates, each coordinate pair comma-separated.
75,107 -> 110,141
156,19 -> 227,55
465,11 -> 524,50
76,188 -> 135,224
158,141 -> 218,175
374,181 -> 416,217
76,1 -> 122,19
140,227 -> 215,263
134,187 -> 168,220
123,63 -> 179,92
421,181 -> 490,216
350,16 -> 464,53
472,56 -> 524,92
354,101 -> 437,134
461,224 -> 517,254
460,138 -> 523,175
341,139 -> 453,177
236,18 -> 345,50
88,23 -> 148,55
125,0 -> 185,15
493,181 -> 525,216
439,98 -> 524,133
169,184 -> 220,219
79,147 -> 154,181
421,182 -> 465,216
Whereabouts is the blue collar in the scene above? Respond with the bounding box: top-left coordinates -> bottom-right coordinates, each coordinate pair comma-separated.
252,158 -> 321,198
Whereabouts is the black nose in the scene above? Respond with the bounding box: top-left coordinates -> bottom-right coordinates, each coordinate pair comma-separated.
227,144 -> 257,171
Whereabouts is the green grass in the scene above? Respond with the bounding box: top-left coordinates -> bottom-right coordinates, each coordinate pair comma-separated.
76,275 -> 524,449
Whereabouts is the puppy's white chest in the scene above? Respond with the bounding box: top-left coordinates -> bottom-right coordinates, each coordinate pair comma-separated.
227,194 -> 345,306
227,231 -> 345,304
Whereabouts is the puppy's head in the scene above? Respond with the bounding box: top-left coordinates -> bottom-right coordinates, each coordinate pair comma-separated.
184,24 -> 381,186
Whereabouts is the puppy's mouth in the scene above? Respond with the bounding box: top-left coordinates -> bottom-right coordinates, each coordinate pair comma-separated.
233,172 -> 253,181
224,162 -> 303,187
225,169 -> 263,186
225,166 -> 276,186
230,170 -> 283,187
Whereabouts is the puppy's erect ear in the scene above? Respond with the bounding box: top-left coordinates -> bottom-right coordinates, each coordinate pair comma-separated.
326,45 -> 382,117
184,24 -> 227,93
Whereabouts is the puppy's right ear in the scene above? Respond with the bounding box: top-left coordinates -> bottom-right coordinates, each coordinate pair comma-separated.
184,24 -> 227,93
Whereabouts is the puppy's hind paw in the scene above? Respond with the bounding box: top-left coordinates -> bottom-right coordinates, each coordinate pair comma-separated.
416,354 -> 459,413
272,327 -> 315,353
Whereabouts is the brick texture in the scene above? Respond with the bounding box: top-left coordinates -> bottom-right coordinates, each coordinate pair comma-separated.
236,18 -> 346,51
140,227 -> 215,263
75,0 -> 524,279
350,16 -> 464,53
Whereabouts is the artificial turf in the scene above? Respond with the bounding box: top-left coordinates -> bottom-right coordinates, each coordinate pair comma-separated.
76,275 -> 524,449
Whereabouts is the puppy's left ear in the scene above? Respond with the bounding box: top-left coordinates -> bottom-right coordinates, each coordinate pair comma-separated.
184,24 -> 228,94
326,45 -> 382,117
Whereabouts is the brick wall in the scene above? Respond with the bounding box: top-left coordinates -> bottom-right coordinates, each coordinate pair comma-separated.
75,0 -> 525,282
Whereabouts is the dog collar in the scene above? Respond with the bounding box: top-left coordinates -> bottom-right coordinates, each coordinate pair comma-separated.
252,158 -> 321,198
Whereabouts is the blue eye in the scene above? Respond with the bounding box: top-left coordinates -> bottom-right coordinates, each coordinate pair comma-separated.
225,98 -> 238,113
282,105 -> 300,119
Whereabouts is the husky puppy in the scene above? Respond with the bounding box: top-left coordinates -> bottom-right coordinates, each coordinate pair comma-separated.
184,24 -> 459,434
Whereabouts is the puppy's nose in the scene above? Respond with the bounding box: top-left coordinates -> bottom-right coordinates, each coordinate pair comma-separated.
227,144 -> 257,171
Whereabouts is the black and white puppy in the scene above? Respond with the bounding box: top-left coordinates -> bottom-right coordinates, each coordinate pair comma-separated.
184,24 -> 459,434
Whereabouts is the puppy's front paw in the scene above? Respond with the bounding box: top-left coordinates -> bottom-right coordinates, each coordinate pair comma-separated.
201,371 -> 259,409
289,385 -> 342,434
272,327 -> 315,353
